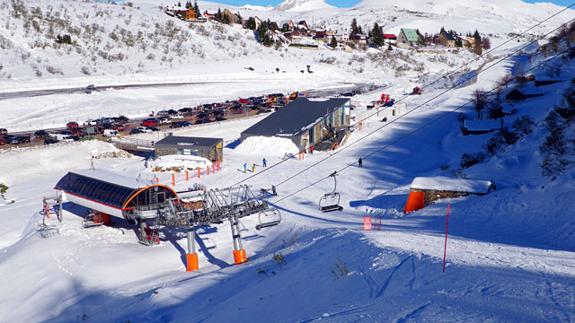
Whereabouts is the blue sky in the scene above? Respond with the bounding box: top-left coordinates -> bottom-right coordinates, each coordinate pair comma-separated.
211,0 -> 573,8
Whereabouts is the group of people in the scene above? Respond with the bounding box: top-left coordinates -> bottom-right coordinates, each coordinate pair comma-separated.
243,158 -> 268,173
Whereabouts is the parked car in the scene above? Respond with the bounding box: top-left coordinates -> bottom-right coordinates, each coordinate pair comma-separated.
0,128 -> 7,136
170,121 -> 192,128
147,126 -> 160,132
178,107 -> 194,114
0,137 -> 5,145
4,135 -> 19,144
158,116 -> 171,125
129,128 -> 145,135
111,115 -> 129,123
82,126 -> 99,136
44,137 -> 59,145
33,130 -> 50,139
66,121 -> 80,129
85,84 -> 97,94
141,118 -> 159,127
16,135 -> 30,143
170,114 -> 184,120
103,129 -> 118,138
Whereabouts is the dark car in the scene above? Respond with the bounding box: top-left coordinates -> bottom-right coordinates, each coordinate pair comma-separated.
167,109 -> 178,115
110,116 -> 129,124
215,116 -> 226,121
178,107 -> 194,114
34,130 -> 49,138
146,126 -> 160,132
85,84 -> 97,94
170,121 -> 192,128
129,128 -> 145,135
4,135 -> 20,144
0,128 -> 7,136
44,137 -> 59,145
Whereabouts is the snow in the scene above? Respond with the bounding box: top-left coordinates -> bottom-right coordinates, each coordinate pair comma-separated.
463,119 -> 502,132
1,0 -> 575,321
68,168 -> 148,189
150,154 -> 213,171
234,136 -> 299,157
411,176 -> 493,194
275,0 -> 334,12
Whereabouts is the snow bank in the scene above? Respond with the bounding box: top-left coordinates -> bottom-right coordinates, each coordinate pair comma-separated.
150,154 -> 212,172
234,136 -> 299,157
0,141 -> 122,185
411,176 -> 493,194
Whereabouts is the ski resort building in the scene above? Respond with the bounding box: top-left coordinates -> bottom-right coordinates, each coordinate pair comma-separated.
404,176 -> 494,213
240,97 -> 351,151
55,169 -> 178,219
155,135 -> 223,161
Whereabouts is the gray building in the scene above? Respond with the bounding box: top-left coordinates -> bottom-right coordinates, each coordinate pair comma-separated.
155,135 -> 223,161
240,97 -> 351,151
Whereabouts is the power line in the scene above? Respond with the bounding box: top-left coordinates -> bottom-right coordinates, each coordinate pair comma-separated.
273,31 -> 575,205
272,18 -> 574,191
231,4 -> 575,188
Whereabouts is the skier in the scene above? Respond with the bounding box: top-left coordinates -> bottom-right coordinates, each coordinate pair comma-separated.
262,158 -> 267,167
358,158 -> 363,168
243,162 -> 248,173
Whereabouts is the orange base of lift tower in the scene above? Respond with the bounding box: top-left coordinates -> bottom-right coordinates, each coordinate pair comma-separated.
233,249 -> 248,265
186,253 -> 199,272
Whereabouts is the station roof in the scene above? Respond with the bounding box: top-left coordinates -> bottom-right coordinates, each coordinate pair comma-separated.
55,169 -> 176,210
155,135 -> 222,148
241,97 -> 350,138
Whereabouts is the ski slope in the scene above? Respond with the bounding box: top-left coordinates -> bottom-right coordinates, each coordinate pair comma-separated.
1,32 -> 575,321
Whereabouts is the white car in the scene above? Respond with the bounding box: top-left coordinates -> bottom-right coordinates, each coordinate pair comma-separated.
170,114 -> 184,120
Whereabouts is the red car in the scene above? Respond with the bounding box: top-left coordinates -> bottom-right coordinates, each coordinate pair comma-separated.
141,118 -> 159,127
0,137 -> 5,145
66,121 -> 80,129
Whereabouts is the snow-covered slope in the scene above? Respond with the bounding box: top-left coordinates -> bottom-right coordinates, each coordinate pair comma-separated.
275,0 -> 334,12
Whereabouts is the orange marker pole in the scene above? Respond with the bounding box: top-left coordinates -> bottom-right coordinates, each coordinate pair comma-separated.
206,166 -> 210,175
185,170 -> 189,181
212,164 -> 215,174
197,167 -> 201,178
171,173 -> 176,187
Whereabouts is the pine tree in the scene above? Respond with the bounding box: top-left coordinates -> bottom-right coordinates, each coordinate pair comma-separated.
215,8 -> 222,21
330,36 -> 338,48
371,23 -> 384,47
185,1 -> 192,9
246,17 -> 256,30
193,1 -> 200,17
350,18 -> 360,38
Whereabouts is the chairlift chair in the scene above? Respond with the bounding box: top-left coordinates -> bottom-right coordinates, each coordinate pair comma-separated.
319,172 -> 343,212
256,208 -> 281,230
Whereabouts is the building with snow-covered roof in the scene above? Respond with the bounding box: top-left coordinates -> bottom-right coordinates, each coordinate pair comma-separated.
55,169 -> 178,219
404,176 -> 494,213
240,97 -> 351,151
155,134 -> 223,161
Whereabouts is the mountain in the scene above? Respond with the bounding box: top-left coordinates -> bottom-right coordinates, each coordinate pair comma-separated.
275,0 -> 334,12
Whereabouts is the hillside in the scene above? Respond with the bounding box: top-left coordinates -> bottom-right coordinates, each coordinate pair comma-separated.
0,19 -> 574,321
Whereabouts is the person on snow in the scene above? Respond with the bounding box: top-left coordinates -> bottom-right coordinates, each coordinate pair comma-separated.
252,163 -> 256,173
243,162 -> 248,173
262,158 -> 267,167
358,158 -> 363,168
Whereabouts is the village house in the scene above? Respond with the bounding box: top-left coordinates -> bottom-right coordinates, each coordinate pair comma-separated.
397,28 -> 423,48
435,29 -> 457,47
383,33 -> 397,45
240,97 -> 352,151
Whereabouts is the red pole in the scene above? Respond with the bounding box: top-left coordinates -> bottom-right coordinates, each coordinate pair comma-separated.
442,204 -> 452,273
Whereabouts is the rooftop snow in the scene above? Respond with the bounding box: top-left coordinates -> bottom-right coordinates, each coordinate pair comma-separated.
411,176 -> 493,194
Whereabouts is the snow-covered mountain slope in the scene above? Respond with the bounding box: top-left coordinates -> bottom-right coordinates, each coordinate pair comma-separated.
1,30 -> 574,321
275,0 -> 334,12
